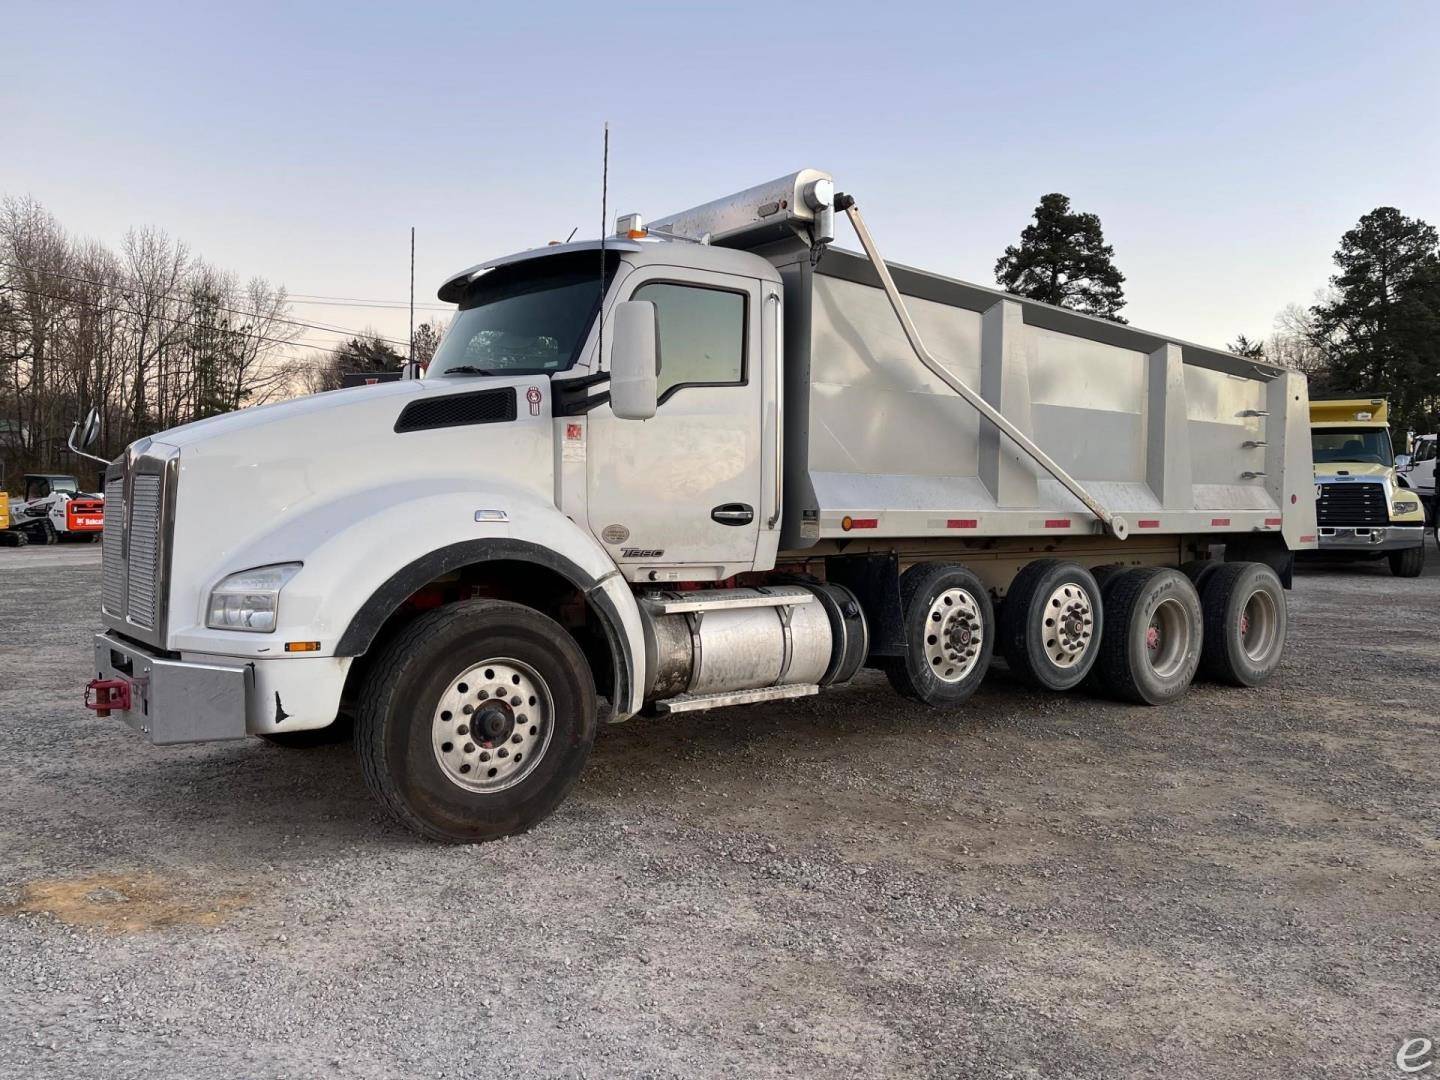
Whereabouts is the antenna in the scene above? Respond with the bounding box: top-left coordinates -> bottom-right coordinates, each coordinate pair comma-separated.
409,226 -> 415,368
598,122 -> 608,369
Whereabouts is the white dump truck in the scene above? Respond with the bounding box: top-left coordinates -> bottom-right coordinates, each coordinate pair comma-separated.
87,170 -> 1318,842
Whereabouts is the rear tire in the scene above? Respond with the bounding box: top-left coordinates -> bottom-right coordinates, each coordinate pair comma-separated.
1178,559 -> 1222,593
0,530 -> 25,547
1093,568 -> 1202,705
884,562 -> 994,707
998,560 -> 1103,691
355,600 -> 597,843
1198,562 -> 1288,686
1388,544 -> 1424,578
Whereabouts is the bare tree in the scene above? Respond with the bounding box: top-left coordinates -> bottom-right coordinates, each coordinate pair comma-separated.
1,197 -> 299,482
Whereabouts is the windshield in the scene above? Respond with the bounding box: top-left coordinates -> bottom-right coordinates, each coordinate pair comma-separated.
428,253 -> 617,378
1312,427 -> 1394,467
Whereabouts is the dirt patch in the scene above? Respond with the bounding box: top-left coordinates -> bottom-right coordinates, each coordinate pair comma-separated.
0,872 -> 251,933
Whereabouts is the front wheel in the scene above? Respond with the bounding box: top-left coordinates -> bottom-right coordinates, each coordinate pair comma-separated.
1388,544 -> 1425,578
355,600 -> 597,843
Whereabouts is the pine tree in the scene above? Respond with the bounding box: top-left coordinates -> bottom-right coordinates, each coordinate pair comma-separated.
995,194 -> 1127,322
1229,334 -> 1266,360
1311,207 -> 1440,434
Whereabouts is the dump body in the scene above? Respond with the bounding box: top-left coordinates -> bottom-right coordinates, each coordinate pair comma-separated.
765,247 -> 1316,554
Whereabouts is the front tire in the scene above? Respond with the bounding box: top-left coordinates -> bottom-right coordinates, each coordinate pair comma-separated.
355,600 -> 597,843
1388,544 -> 1424,578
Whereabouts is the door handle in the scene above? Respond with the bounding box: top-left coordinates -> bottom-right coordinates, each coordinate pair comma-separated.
711,503 -> 754,526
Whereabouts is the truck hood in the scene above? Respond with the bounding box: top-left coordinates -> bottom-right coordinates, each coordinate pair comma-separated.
143,376 -> 558,643
1312,462 -> 1393,480
151,378 -> 423,450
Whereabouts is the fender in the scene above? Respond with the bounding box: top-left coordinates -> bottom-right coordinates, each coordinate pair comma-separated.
334,536 -> 641,720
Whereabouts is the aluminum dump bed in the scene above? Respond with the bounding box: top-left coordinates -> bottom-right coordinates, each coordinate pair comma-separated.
769,248 -> 1314,553
648,168 -> 1318,554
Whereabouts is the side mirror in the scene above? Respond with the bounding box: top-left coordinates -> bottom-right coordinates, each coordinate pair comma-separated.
79,406 -> 101,449
1395,454 -> 1412,470
609,300 -> 659,421
67,406 -> 109,465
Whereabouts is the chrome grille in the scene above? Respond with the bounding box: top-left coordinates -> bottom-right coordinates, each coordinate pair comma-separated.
100,475 -> 126,615
100,450 -> 174,644
127,474 -> 164,629
1317,482 -> 1387,526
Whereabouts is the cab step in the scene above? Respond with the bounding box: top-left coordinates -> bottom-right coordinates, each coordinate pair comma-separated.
654,683 -> 819,715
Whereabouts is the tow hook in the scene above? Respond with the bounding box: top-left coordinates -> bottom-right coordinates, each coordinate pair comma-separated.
85,678 -> 131,717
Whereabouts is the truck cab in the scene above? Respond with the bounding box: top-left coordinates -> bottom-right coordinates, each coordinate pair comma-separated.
1309,398 -> 1425,576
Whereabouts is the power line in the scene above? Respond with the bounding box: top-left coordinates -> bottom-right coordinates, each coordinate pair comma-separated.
2,282 -> 317,352
0,260 -> 415,349
285,296 -> 450,312
284,289 -> 450,311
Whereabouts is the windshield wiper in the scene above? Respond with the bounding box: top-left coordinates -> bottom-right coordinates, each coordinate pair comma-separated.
439,365 -> 505,376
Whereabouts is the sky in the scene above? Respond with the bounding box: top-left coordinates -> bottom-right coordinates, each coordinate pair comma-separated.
3,0 -> 1439,361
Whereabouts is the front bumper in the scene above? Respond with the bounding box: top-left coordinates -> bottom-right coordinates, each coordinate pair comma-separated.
1314,524 -> 1424,554
92,631 -> 352,745
93,632 -> 250,744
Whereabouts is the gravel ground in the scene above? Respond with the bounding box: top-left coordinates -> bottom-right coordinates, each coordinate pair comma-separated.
1,541 -> 1437,1079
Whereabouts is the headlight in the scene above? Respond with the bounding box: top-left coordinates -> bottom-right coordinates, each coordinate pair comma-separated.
206,563 -> 302,632
1392,499 -> 1420,516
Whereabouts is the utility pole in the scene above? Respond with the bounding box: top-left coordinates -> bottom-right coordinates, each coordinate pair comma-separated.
409,226 -> 416,367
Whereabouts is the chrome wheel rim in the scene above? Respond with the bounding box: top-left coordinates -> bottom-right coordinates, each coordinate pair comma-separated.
1239,588 -> 1279,663
1144,598 -> 1191,679
431,657 -> 553,793
1042,581 -> 1094,668
923,587 -> 984,683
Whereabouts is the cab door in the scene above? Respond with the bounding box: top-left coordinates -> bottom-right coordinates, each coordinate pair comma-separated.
1412,438 -> 1436,499
585,267 -> 766,582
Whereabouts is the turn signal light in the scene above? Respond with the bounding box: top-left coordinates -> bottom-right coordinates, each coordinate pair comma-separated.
284,641 -> 320,653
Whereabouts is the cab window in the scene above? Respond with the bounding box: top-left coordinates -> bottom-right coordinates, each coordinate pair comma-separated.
1311,428 -> 1393,466
631,282 -> 745,401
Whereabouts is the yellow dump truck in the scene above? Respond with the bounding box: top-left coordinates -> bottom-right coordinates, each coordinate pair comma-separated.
1309,397 -> 1426,576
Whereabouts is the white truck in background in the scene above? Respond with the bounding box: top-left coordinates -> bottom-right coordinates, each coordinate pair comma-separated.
86,170 -> 1317,842
1399,432 -> 1435,518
